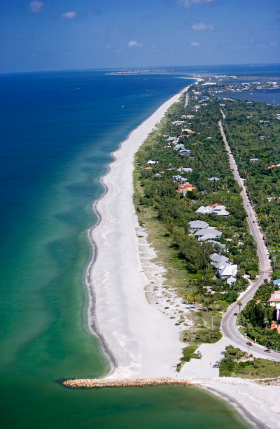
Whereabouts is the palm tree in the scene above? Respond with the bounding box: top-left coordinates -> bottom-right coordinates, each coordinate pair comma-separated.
237,300 -> 242,313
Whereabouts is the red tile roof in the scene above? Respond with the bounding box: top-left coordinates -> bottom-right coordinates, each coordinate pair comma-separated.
208,204 -> 224,208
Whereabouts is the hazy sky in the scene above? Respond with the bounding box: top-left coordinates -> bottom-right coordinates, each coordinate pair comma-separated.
0,0 -> 279,73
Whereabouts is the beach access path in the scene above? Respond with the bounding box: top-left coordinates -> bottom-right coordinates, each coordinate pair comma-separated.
88,85 -> 193,379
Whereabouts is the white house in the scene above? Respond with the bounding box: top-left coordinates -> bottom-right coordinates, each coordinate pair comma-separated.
227,276 -> 237,285
196,204 -> 230,217
210,253 -> 229,268
218,264 -> 238,279
196,206 -> 213,215
189,221 -> 209,231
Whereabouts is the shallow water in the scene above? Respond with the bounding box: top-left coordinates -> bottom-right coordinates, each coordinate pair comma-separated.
0,71 -> 253,428
217,88 -> 280,105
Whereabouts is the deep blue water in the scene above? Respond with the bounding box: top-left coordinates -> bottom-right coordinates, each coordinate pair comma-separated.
0,71 -> 253,429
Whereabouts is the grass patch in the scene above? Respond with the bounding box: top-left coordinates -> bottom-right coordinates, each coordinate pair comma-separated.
176,345 -> 201,371
220,346 -> 280,378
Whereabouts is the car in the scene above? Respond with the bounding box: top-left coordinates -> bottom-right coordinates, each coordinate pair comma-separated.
264,349 -> 271,353
246,341 -> 253,346
234,312 -> 237,316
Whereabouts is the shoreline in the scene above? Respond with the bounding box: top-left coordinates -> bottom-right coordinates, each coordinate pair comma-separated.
84,81 -> 280,429
86,84 -> 194,378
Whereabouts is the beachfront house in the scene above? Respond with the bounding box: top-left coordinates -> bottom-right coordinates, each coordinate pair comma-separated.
189,220 -> 209,232
227,276 -> 237,286
174,144 -> 185,151
268,291 -> 280,307
196,206 -> 213,215
273,278 -> 280,287
218,263 -> 238,279
208,177 -> 220,181
172,121 -> 185,125
196,204 -> 230,216
195,228 -> 222,242
177,184 -> 196,193
208,241 -> 226,251
182,128 -> 196,134
178,167 -> 193,173
212,206 -> 230,217
210,253 -> 229,269
179,149 -> 191,156
173,175 -> 189,183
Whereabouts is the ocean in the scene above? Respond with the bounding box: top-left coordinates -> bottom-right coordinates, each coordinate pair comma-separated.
0,70 -> 252,428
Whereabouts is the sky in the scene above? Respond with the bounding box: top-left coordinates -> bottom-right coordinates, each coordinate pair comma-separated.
0,0 -> 279,73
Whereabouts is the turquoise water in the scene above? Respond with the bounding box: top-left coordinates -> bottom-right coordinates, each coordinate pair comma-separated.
0,71 -> 252,428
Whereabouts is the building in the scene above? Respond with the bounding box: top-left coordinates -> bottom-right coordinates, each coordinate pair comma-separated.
273,278 -> 280,286
178,167 -> 193,173
218,263 -> 238,279
189,221 -> 209,231
179,149 -> 191,156
268,291 -> 280,307
196,204 -> 230,216
195,228 -> 222,242
177,184 -> 196,193
174,144 -> 185,150
250,158 -> 259,163
213,207 -> 230,217
227,276 -> 237,285
208,177 -> 220,181
208,240 -> 226,251
196,206 -> 213,214
210,253 -> 229,268
268,165 -> 276,169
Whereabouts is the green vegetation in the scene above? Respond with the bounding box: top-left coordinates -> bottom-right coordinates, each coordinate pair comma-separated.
215,95 -> 280,349
239,281 -> 280,350
133,81 -> 280,358
176,345 -> 201,371
134,86 -> 258,311
220,97 -> 280,264
220,346 -> 280,379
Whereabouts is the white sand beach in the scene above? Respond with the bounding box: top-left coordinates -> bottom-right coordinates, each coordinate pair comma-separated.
87,85 -> 192,379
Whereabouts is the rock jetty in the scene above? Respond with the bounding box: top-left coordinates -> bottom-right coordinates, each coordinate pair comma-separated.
63,377 -> 200,389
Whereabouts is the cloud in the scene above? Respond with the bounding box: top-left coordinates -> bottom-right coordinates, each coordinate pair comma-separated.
128,41 -> 141,47
270,42 -> 278,46
169,0 -> 219,8
191,41 -> 201,46
29,1 -> 44,13
190,21 -> 215,31
60,11 -> 77,19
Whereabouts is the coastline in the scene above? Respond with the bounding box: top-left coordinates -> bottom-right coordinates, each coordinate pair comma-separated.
84,81 -> 280,429
86,84 -> 193,378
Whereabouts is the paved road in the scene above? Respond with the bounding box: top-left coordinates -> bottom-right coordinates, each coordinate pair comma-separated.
218,120 -> 280,361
